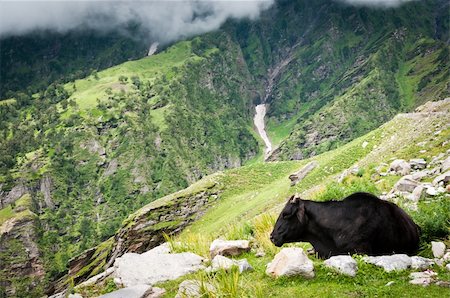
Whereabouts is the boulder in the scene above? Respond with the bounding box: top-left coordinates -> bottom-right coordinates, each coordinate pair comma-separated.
209,255 -> 253,273
210,239 -> 250,258
175,280 -> 215,298
409,159 -> 427,170
432,171 -> 450,186
99,284 -> 162,298
446,264 -> 450,271
431,241 -> 446,258
392,176 -> 419,193
323,255 -> 358,277
266,247 -> 314,279
410,256 -> 434,270
390,159 -> 411,176
411,171 -> 429,181
425,186 -> 438,196
289,161 -> 318,186
363,254 -> 411,272
443,252 -> 450,262
113,251 -> 205,287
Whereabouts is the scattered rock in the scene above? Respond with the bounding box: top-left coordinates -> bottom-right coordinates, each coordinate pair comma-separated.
409,270 -> 437,287
432,171 -> 450,186
175,280 -> 215,298
431,241 -> 446,258
442,156 -> 450,172
363,254 -> 411,272
209,255 -> 253,273
411,171 -> 429,181
210,239 -> 250,258
390,159 -> 411,176
436,281 -> 450,288
425,186 -> 438,196
392,176 -> 419,193
410,159 -> 427,170
362,141 -> 369,149
98,284 -> 152,298
289,161 -> 318,186
446,264 -> 450,271
68,294 -> 83,298
443,252 -> 450,262
266,247 -> 314,279
113,251 -> 205,287
323,255 -> 358,277
255,250 -> 266,258
77,267 -> 115,288
410,185 -> 425,202
410,256 -> 434,270
385,281 -> 395,287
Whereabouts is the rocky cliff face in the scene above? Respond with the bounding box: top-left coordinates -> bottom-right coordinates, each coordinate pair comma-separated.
52,175 -> 221,292
0,194 -> 44,297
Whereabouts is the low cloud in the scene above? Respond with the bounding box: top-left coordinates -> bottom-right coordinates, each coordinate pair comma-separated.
0,0 -> 274,42
337,0 -> 417,7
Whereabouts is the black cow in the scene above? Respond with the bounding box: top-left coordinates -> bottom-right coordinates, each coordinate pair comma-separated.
270,192 -> 420,258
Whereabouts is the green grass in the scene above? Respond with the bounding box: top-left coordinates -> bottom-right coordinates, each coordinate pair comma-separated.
65,41 -> 195,110
0,205 -> 14,225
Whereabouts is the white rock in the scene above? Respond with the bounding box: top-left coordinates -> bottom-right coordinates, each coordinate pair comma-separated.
409,277 -> 433,286
113,251 -> 205,287
363,254 -> 411,272
175,280 -> 215,298
323,255 -> 358,277
410,256 -> 434,270
68,295 -> 83,298
390,159 -> 411,176
210,255 -> 252,273
411,171 -> 429,181
385,281 -> 395,287
431,241 -> 446,258
77,267 -> 115,288
99,284 -> 152,298
266,247 -> 314,279
443,252 -> 450,262
425,186 -> 438,196
210,239 -> 250,258
362,141 -> 369,149
446,264 -> 450,271
410,271 -> 437,279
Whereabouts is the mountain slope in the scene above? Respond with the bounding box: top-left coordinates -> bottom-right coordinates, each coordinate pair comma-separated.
67,98 -> 450,296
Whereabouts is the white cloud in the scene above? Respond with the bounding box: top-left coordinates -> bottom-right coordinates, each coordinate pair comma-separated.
0,0 -> 274,42
337,0 -> 417,7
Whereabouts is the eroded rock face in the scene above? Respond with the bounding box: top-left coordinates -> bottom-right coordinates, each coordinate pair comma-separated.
209,239 -> 250,258
113,251 -> 205,287
266,248 -> 314,279
324,255 -> 358,277
363,254 -> 412,272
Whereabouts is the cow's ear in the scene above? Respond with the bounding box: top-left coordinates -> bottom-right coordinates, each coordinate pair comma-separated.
296,202 -> 307,224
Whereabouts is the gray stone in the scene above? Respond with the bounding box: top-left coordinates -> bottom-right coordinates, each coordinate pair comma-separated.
363,254 -> 411,272
68,294 -> 83,298
443,252 -> 450,262
113,251 -> 205,287
410,159 -> 427,170
410,256 -> 434,270
323,255 -> 358,277
410,185 -> 425,202
409,271 -> 437,287
209,255 -> 253,273
175,280 -> 215,298
431,241 -> 446,258
432,171 -> 450,186
210,239 -> 250,258
442,156 -> 450,172
392,176 -> 419,193
446,264 -> 450,271
99,284 -> 151,298
289,161 -> 318,186
385,281 -> 395,287
425,186 -> 438,196
390,159 -> 411,176
411,171 -> 429,181
266,247 -> 314,279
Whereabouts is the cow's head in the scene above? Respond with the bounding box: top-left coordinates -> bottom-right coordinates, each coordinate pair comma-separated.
270,194 -> 308,247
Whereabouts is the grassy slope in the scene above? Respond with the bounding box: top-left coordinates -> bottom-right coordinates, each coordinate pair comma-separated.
151,107 -> 450,297
66,41 -> 194,110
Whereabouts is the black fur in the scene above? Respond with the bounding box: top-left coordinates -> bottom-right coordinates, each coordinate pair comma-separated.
270,192 -> 420,258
